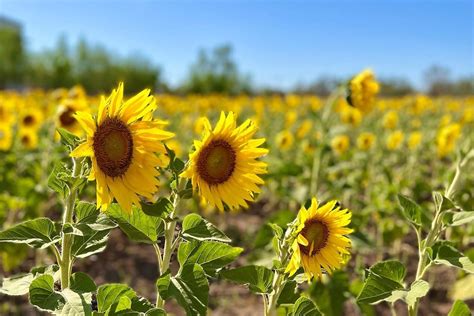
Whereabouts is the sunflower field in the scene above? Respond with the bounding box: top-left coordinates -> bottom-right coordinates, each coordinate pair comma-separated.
0,70 -> 473,316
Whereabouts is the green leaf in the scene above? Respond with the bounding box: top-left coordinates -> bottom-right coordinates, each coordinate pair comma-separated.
156,263 -> 209,316
57,127 -> 81,149
29,274 -> 65,312
219,265 -> 273,294
356,260 -> 406,304
96,284 -> 136,313
59,288 -> 92,316
70,272 -> 97,294
106,204 -> 163,244
268,223 -> 284,239
48,162 -> 71,199
182,214 -> 230,243
405,280 -> 430,307
277,280 -> 299,305
0,218 -> 61,249
310,270 -> 349,316
433,191 -> 456,212
430,241 -> 474,273
397,194 -> 422,226
145,308 -> 167,316
0,265 -> 59,296
178,240 -> 242,277
292,297 -> 322,316
141,197 -> 173,218
444,211 -> 474,226
71,228 -> 110,259
448,300 -> 471,316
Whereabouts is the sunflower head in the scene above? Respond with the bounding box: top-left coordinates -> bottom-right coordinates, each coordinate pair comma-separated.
181,112 -> 268,212
346,69 -> 379,114
436,123 -> 461,157
331,135 -> 350,155
357,132 -> 376,151
70,83 -> 174,212
275,130 -> 294,151
386,130 -> 404,150
285,198 -> 353,280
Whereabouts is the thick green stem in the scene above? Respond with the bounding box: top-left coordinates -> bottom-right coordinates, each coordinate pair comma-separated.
60,158 -> 81,289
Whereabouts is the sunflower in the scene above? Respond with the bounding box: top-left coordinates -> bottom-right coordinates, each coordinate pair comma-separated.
70,83 -> 174,212
408,131 -> 423,150
0,124 -> 13,151
18,128 -> 38,150
346,69 -> 379,114
55,98 -> 89,137
331,135 -> 350,155
386,130 -> 404,150
356,132 -> 375,151
382,110 -> 398,129
19,107 -> 43,131
285,198 -> 353,280
181,112 -> 268,211
275,130 -> 294,151
436,123 -> 461,157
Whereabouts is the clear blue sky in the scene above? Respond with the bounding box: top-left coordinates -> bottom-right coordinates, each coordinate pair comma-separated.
1,0 -> 472,89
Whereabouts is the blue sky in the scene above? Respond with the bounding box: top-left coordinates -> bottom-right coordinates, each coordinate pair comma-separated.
1,0 -> 472,89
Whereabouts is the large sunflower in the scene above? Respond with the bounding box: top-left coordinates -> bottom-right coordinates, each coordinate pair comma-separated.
70,83 -> 174,212
181,112 -> 268,211
285,198 -> 353,280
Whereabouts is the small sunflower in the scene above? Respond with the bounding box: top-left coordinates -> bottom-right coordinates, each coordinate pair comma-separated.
346,69 -> 379,114
285,198 -> 353,280
181,112 -> 268,211
19,108 -> 43,131
70,83 -> 174,212
357,132 -> 376,151
55,98 -> 89,137
18,128 -> 38,150
331,135 -> 350,155
0,124 -> 13,151
275,130 -> 294,152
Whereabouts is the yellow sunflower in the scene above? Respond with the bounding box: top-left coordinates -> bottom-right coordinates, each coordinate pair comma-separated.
55,98 -> 89,137
285,198 -> 353,280
181,112 -> 268,211
0,124 -> 13,151
19,107 -> 44,131
18,128 -> 39,150
70,83 -> 174,212
347,69 -> 379,113
275,130 -> 294,151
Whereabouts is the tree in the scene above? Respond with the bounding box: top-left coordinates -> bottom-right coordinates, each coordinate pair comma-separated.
0,19 -> 25,88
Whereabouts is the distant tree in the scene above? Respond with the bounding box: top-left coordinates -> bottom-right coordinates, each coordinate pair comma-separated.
293,76 -> 342,96
181,44 -> 252,94
424,65 -> 452,96
379,78 -> 414,96
0,20 -> 25,88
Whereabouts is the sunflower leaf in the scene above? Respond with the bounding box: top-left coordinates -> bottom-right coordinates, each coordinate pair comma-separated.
292,296 -> 322,316
28,274 -> 65,312
70,272 -> 96,294
47,162 -> 71,200
397,194 -> 423,227
219,265 -> 273,294
428,241 -> 474,273
182,214 -> 231,243
141,197 -> 173,219
0,218 -> 61,249
448,300 -> 471,316
57,127 -> 81,150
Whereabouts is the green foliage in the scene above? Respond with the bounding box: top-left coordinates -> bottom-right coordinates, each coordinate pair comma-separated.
357,260 -> 406,304
447,300 -> 471,316
0,217 -> 61,249
156,264 -> 209,316
220,265 -> 274,294
106,204 -> 163,244
310,271 -> 350,316
291,297 -> 322,316
0,22 -> 25,88
181,213 -> 231,243
0,265 -> 59,296
141,197 -> 173,218
96,283 -> 154,315
70,272 -> 97,294
178,240 -> 242,277
28,274 -> 65,312
428,241 -> 474,273
59,288 -> 92,316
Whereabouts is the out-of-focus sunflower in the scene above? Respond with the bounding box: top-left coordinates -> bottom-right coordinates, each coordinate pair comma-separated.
19,108 -> 43,131
357,132 -> 376,150
382,110 -> 398,129
55,98 -> 89,136
285,198 -> 353,280
181,112 -> 268,211
275,130 -> 294,151
331,135 -> 350,155
408,131 -> 423,150
386,130 -> 404,150
19,128 -> 38,150
347,69 -> 379,114
437,123 -> 461,157
70,83 -> 174,212
340,105 -> 362,127
0,124 -> 13,151
296,119 -> 312,139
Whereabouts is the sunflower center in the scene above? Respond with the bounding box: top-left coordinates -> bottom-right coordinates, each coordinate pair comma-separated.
21,135 -> 30,146
23,115 -> 35,126
300,220 -> 329,256
59,107 -> 76,126
197,139 -> 236,185
93,117 -> 133,178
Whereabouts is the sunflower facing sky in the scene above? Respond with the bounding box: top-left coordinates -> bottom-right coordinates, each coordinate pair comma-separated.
181,111 -> 268,211
70,83 -> 174,212
285,198 -> 353,280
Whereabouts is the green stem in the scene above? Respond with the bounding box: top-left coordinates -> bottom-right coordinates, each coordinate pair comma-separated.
60,157 -> 81,289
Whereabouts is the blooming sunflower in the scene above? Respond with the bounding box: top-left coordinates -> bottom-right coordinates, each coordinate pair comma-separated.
19,128 -> 38,150
0,124 -> 13,151
285,198 -> 353,280
331,135 -> 350,155
181,112 -> 268,211
347,69 -> 379,114
55,98 -> 89,137
19,107 -> 44,131
70,83 -> 174,212
275,130 -> 294,151
357,132 -> 376,151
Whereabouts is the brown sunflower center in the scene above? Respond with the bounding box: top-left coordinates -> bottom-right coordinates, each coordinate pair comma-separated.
299,219 -> 329,256
93,117 -> 133,178
197,139 -> 236,185
21,135 -> 30,146
23,115 -> 35,126
59,107 -> 76,126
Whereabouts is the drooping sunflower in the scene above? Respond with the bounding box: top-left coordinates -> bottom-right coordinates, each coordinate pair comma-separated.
346,69 -> 379,114
70,83 -> 174,212
181,112 -> 268,211
285,198 -> 353,280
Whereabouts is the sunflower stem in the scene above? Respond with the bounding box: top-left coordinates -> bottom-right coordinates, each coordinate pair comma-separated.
60,157 -> 81,290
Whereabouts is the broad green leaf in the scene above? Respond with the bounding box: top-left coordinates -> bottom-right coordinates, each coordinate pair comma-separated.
182,214 -> 230,243
156,263 -> 209,316
178,240 -> 242,277
277,280 -> 299,305
106,204 -> 163,243
141,197 -> 173,218
0,218 -> 61,249
433,191 -> 456,212
29,274 -> 65,312
405,280 -> 430,307
430,241 -> 474,273
71,229 -> 110,259
70,272 -> 97,294
444,211 -> 474,226
1,273 -> 35,296
356,260 -> 406,304
96,284 -> 136,313
292,296 -> 322,316
57,127 -> 81,149
219,265 -> 273,294
448,300 -> 471,316
397,195 -> 422,226
75,202 -> 117,233
59,288 -> 92,316
48,162 -> 71,199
